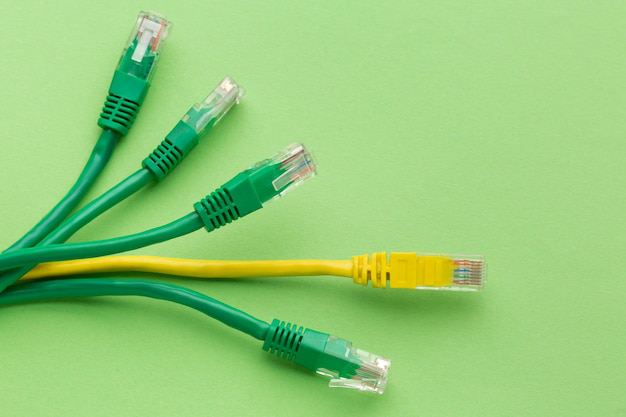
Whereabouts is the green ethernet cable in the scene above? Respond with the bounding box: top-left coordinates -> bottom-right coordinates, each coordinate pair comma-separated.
4,11 -> 171,254
0,278 -> 390,394
0,144 -> 316,281
0,77 -> 243,292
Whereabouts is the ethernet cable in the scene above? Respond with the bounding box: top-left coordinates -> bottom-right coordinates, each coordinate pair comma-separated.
23,252 -> 487,291
0,144 -> 316,280
0,278 -> 390,394
0,77 -> 243,292
3,11 -> 171,254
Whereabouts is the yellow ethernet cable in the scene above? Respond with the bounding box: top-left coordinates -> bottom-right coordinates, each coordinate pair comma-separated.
23,252 -> 486,291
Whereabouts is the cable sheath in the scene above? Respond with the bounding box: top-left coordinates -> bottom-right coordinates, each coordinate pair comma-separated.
0,214 -> 203,278
24,257 -> 354,280
0,278 -> 269,340
3,130 -> 118,252
0,169 -> 153,290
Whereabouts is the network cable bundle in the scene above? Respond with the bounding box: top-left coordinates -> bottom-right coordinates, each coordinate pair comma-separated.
1,11 -> 486,395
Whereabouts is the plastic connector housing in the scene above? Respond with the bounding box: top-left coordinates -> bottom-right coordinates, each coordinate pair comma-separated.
352,252 -> 486,291
263,320 -> 390,394
142,76 -> 244,181
319,336 -> 391,394
98,11 -> 171,136
193,143 -> 317,232
181,76 -> 244,136
117,11 -> 171,82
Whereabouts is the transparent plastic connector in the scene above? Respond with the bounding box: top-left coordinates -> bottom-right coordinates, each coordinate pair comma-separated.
448,254 -> 486,291
412,253 -> 486,292
181,76 -> 245,136
117,11 -> 171,81
270,143 -> 317,195
246,143 -> 317,203
316,336 -> 391,394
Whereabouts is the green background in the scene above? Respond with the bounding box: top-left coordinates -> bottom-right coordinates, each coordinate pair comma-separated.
0,1 -> 624,416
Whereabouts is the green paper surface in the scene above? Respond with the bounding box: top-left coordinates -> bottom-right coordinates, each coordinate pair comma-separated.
0,1 -> 624,416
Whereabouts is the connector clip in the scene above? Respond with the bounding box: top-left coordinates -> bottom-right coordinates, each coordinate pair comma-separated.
117,11 -> 171,81
245,143 -> 317,203
318,336 -> 390,394
181,76 -> 244,136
